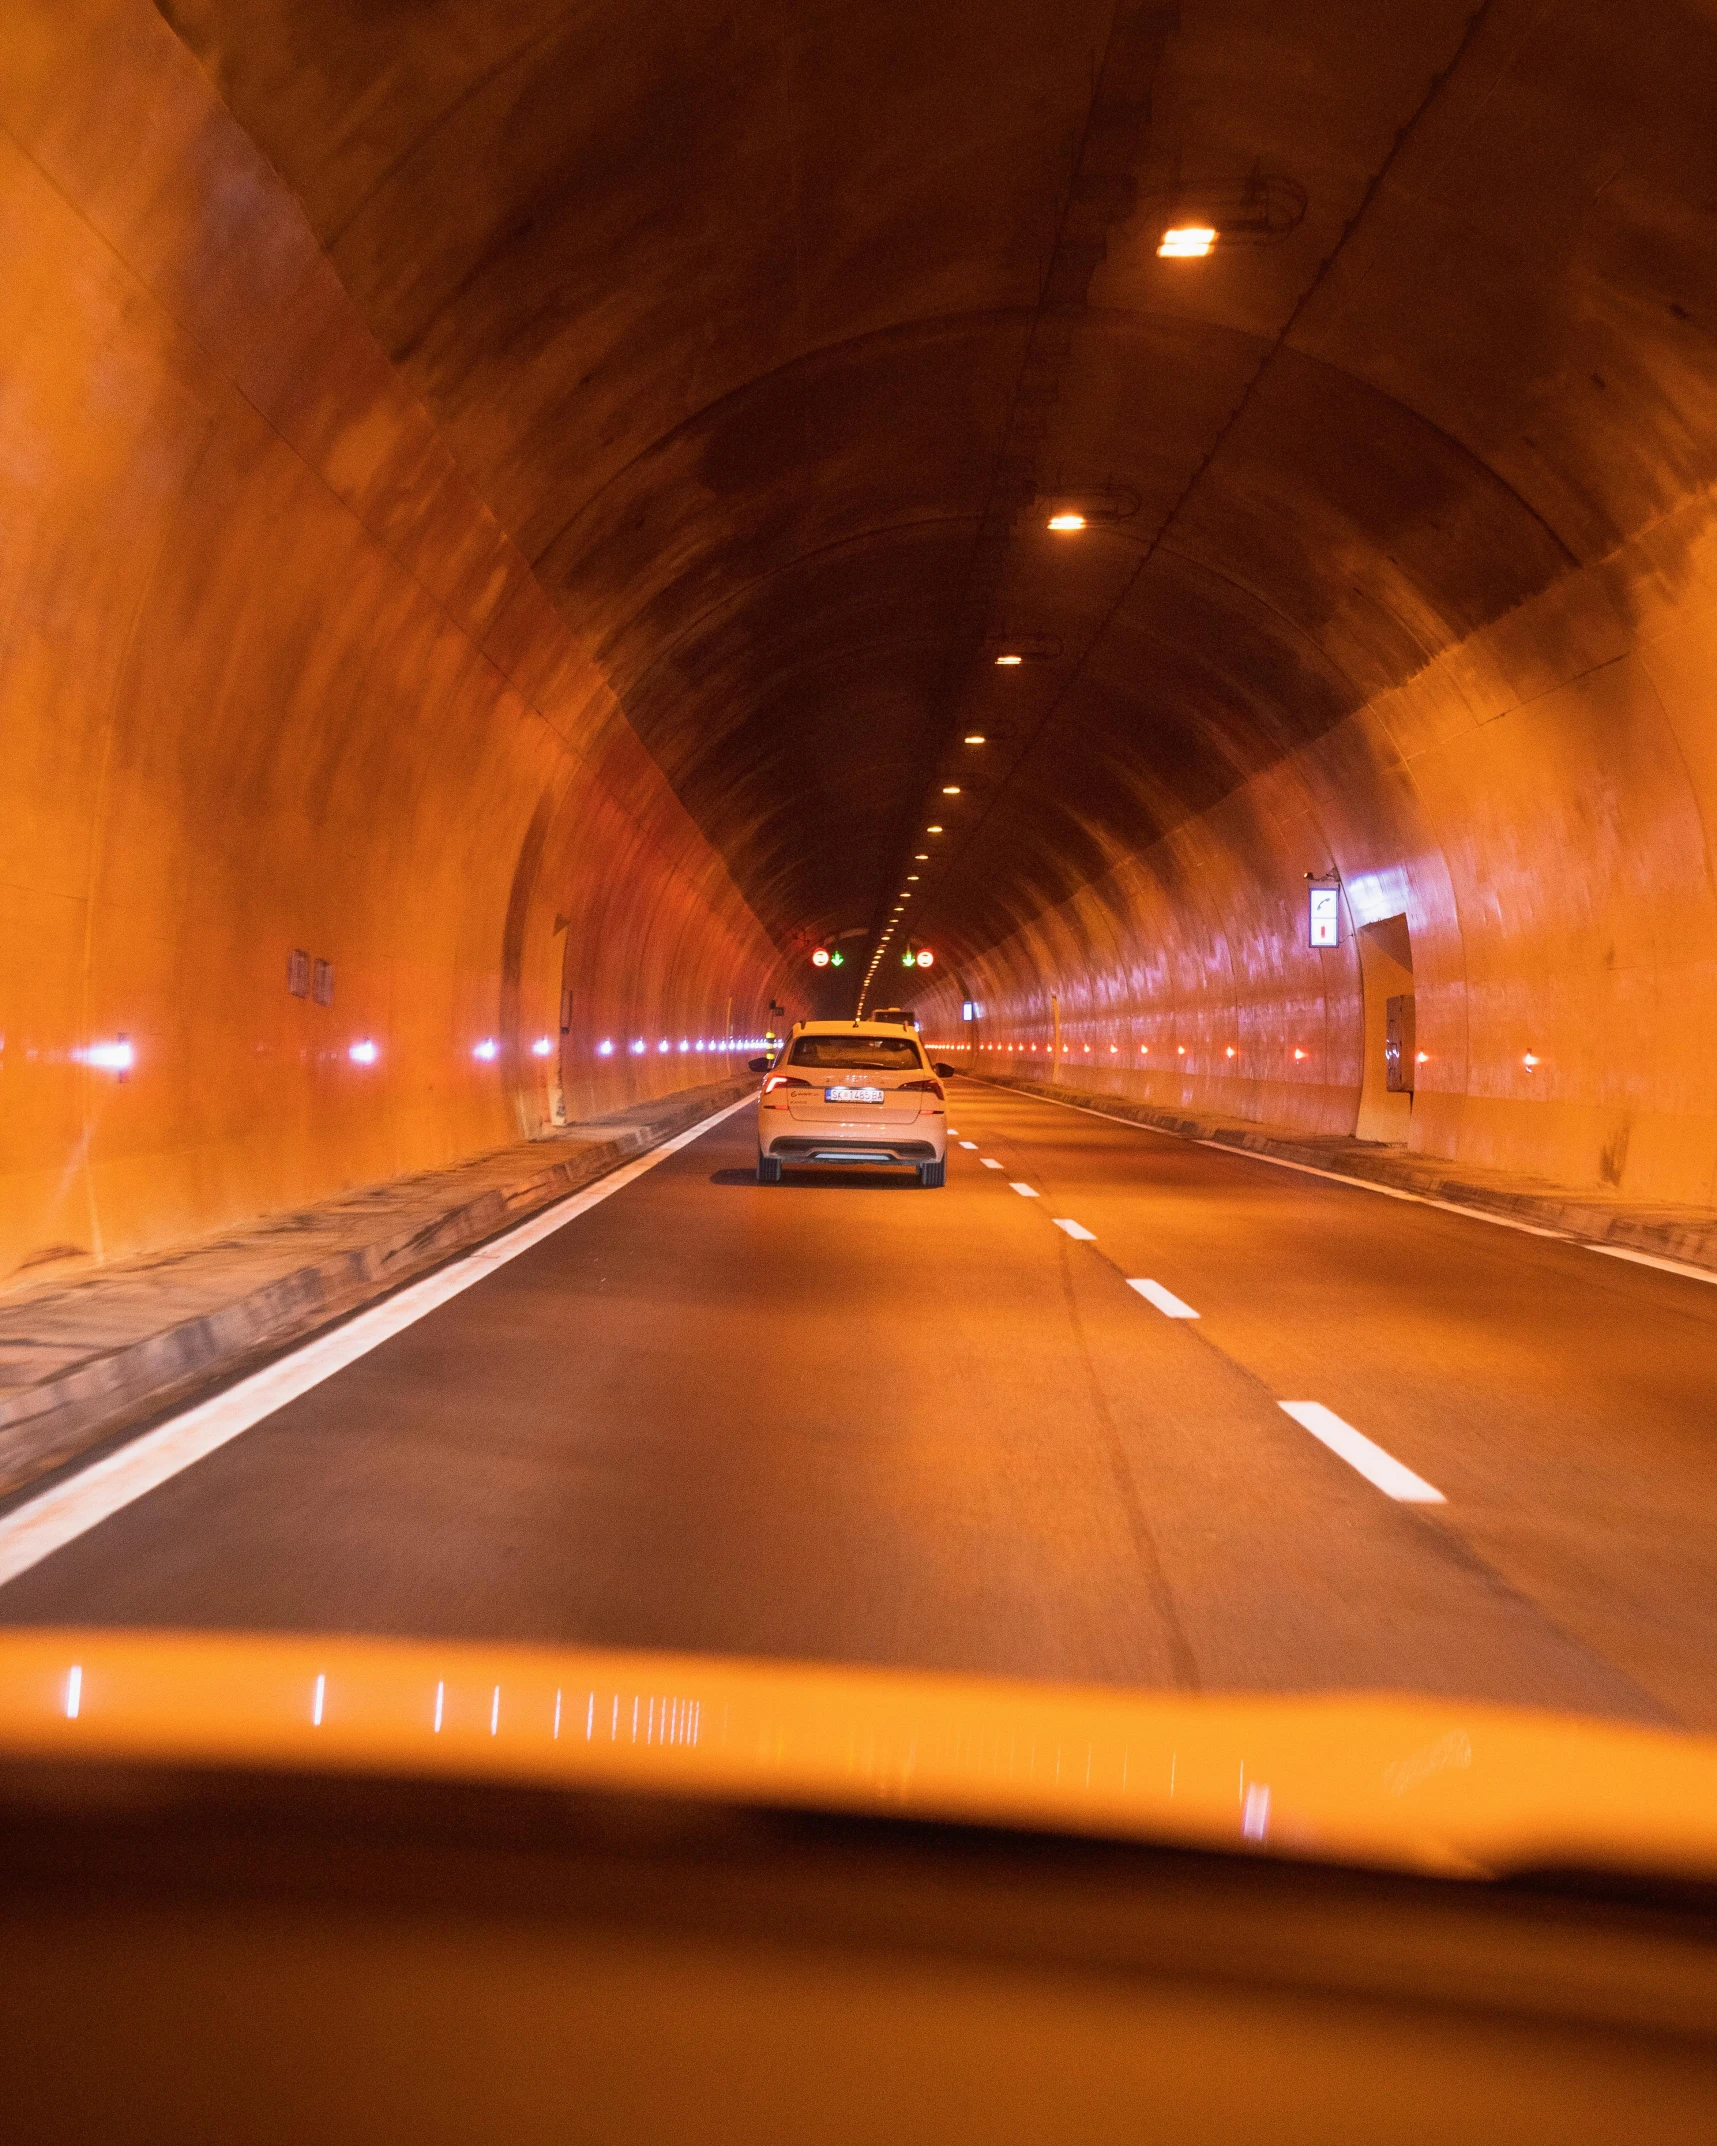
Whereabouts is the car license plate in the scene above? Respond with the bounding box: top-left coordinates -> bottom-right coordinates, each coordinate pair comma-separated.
825,1085 -> 884,1104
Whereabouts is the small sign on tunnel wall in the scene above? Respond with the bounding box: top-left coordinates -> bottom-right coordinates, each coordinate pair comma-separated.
1307,883 -> 1341,948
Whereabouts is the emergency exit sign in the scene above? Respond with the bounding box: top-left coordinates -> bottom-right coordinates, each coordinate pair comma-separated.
1308,884 -> 1341,948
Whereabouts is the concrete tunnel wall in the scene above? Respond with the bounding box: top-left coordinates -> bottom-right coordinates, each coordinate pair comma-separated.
914,493 -> 1717,1206
0,1 -> 789,1287
10,0 -> 1717,1284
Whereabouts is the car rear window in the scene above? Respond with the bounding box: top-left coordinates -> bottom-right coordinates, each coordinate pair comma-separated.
788,1035 -> 927,1072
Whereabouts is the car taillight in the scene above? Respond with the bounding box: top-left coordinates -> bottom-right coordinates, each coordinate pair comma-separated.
898,1078 -> 945,1099
762,1074 -> 815,1094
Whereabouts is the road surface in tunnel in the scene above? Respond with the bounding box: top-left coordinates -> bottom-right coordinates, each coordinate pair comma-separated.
2,1083 -> 1714,1731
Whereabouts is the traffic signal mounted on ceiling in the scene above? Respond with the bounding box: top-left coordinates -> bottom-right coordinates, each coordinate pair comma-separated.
810,948 -> 844,968
902,947 -> 935,969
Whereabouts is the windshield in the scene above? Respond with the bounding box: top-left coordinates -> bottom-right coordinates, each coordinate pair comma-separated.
10,0 -> 1717,1956
788,1035 -> 927,1071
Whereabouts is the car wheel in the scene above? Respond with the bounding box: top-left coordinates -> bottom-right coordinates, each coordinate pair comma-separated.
919,1160 -> 946,1188
758,1153 -> 783,1184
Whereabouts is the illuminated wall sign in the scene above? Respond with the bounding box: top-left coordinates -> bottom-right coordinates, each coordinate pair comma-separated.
1307,883 -> 1341,948
961,1001 -> 975,1022
811,948 -> 830,967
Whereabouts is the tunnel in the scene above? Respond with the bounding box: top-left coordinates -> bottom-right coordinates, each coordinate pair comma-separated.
5,8 -> 1717,2133
10,0 -> 1717,1273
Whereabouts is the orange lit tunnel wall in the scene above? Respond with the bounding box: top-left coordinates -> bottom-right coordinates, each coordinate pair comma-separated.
916,500 -> 1717,1207
0,2 -> 787,1283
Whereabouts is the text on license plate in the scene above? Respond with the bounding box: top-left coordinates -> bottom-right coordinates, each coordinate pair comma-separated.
825,1085 -> 884,1104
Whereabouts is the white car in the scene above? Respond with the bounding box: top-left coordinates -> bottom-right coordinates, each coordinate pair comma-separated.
751,1021 -> 955,1185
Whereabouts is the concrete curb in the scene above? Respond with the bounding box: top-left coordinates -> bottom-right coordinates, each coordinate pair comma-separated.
974,1073 -> 1717,1274
0,1079 -> 754,1503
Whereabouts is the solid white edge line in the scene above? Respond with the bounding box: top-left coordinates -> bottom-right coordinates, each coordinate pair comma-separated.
0,1093 -> 757,1590
1278,1401 -> 1445,1504
1126,1278 -> 1199,1320
1009,1182 -> 1039,1198
1589,1243 -> 1717,1286
1052,1218 -> 1096,1241
961,1076 -> 1606,1250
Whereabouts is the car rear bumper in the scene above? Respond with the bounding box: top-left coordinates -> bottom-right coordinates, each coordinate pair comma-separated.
761,1134 -> 941,1166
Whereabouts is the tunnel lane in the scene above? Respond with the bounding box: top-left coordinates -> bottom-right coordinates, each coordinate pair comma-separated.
1,1081 -> 1714,1730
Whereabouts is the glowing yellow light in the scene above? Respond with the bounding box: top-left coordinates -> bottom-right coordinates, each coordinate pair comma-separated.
1225,1045 -> 1237,1059
1158,225 -> 1217,258
915,852 -> 928,860
1047,513 -> 1087,532
1523,1051 -> 1540,1069
994,654 -> 1023,666
964,734 -> 986,745
927,825 -> 943,834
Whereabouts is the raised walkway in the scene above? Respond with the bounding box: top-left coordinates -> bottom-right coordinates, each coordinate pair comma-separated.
0,1078 -> 752,1506
978,1072 -> 1717,1274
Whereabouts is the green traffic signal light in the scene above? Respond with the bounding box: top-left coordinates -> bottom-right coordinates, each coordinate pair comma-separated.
831,951 -> 844,967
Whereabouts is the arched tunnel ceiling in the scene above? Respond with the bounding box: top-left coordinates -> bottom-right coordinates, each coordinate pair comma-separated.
157,0 -> 1717,989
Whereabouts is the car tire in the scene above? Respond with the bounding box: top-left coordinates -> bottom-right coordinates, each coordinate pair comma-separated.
919,1160 -> 946,1188
758,1153 -> 783,1184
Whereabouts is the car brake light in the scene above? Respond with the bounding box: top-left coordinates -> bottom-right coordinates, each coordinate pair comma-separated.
898,1078 -> 944,1099
762,1074 -> 815,1093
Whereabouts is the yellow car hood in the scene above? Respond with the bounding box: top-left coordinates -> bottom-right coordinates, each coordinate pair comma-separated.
0,1628 -> 1713,1883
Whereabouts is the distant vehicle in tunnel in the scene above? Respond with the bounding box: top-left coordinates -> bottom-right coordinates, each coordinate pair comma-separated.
866,1007 -> 919,1028
750,1022 -> 954,1185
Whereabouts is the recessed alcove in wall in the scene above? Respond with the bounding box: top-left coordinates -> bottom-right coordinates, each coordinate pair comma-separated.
1355,915 -> 1414,1146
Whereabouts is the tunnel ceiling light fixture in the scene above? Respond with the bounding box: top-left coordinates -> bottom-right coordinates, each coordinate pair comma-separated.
1046,512 -> 1087,531
1158,224 -> 1218,257
964,734 -> 986,745
994,653 -> 1024,666
941,786 -> 961,796
927,825 -> 943,834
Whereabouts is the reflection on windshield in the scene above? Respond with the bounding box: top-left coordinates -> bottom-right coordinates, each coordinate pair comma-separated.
788,1036 -> 926,1070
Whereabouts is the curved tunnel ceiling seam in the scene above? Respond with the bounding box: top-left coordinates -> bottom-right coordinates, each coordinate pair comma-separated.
522,307 -> 1050,573
595,514 -> 984,705
318,6 -> 593,253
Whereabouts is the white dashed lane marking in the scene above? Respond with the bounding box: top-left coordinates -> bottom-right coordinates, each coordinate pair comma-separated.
981,1158 -> 1004,1170
1053,1219 -> 1096,1241
1278,1402 -> 1445,1504
1010,1183 -> 1039,1198
958,1141 -> 978,1150
1127,1279 -> 1199,1319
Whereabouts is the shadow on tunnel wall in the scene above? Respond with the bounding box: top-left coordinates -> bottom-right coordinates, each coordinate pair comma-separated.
0,1 -> 787,1286
916,496 -> 1717,1206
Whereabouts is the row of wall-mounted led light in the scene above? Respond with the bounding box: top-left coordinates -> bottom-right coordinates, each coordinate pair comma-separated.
934,1037 -> 1543,1072
70,1035 -> 768,1076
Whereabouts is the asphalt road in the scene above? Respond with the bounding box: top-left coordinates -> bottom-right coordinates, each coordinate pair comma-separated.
5,1080 -> 1716,1728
